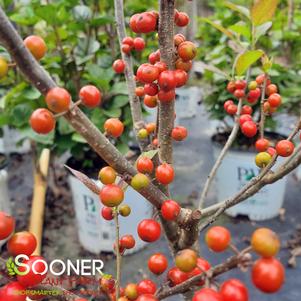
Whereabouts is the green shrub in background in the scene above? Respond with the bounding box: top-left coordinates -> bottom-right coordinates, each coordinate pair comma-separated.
197,0 -> 301,125
0,0 -> 158,166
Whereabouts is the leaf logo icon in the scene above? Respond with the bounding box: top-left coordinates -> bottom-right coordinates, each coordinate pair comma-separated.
6,257 -> 16,276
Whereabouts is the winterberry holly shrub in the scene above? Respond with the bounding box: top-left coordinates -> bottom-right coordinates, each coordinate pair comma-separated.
0,1 -> 300,301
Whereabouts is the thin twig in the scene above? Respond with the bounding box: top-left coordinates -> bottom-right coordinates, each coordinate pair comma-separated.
259,75 -> 268,138
114,210 -> 121,299
198,70 -> 251,209
114,0 -> 148,151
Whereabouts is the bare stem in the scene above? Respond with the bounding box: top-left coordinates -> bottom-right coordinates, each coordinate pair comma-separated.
114,0 -> 147,150
259,75 -> 268,138
156,252 -> 252,299
158,0 -> 176,164
114,210 -> 121,299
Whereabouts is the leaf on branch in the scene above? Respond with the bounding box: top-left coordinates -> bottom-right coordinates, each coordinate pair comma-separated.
65,165 -> 100,195
251,0 -> 279,26
202,18 -> 235,40
197,62 -> 230,79
235,50 -> 264,75
224,1 -> 251,19
255,22 -> 272,42
228,22 -> 251,40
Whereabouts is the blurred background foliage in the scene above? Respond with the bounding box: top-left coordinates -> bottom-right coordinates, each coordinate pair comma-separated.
197,0 -> 301,124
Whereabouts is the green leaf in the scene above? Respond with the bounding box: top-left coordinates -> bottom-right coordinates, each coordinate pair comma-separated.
23,87 -> 41,100
103,108 -> 122,118
111,82 -> 128,95
71,133 -> 87,144
235,50 -> 264,75
251,0 -> 279,26
111,95 -> 129,109
224,1 -> 250,19
58,118 -> 74,135
202,18 -> 235,40
73,5 -> 92,22
255,22 -> 272,42
20,128 -> 54,145
91,15 -> 115,26
35,5 -> 58,25
228,22 -> 251,40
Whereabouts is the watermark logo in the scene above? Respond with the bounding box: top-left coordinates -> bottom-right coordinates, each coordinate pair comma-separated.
6,255 -> 104,277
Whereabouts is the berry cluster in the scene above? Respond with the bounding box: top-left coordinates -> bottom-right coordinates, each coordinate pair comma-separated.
224,75 -> 295,168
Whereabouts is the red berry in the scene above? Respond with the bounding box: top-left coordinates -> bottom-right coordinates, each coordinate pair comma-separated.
235,80 -> 247,90
267,147 -> 276,156
255,138 -> 270,152
30,108 -> 55,134
24,35 -> 47,60
99,184 -> 124,207
227,81 -> 236,94
193,288 -> 223,301
45,87 -> 71,113
226,104 -> 237,115
205,226 -> 231,252
113,59 -> 126,73
220,279 -> 249,301
233,89 -> 245,99
174,69 -> 188,87
223,100 -> 234,110
136,12 -> 157,33
136,86 -> 145,97
137,64 -> 160,84
0,211 -> 15,240
275,140 -> 294,157
79,85 -> 102,108
239,114 -> 253,126
137,157 -> 154,174
144,83 -> 159,96
148,52 -> 160,64
187,258 -> 211,286
241,105 -> 252,115
122,44 -> 132,54
129,14 -> 141,33
268,93 -> 282,107
175,12 -> 190,27
167,267 -> 189,286
8,231 -> 37,256
104,118 -> 124,137
266,84 -> 278,96
137,219 -> 161,242
137,279 -> 157,295
158,70 -> 177,91
154,61 -> 167,73
0,282 -> 26,301
174,34 -> 186,46
241,121 -> 257,138
133,37 -> 146,51
175,58 -> 192,72
148,253 -> 168,275
144,95 -> 158,108
101,207 -> 114,220
171,126 -> 187,141
17,256 -> 47,287
136,295 -> 158,301
252,257 -> 285,293
158,89 -> 175,103
156,163 -> 174,185
122,37 -> 134,47
178,41 -> 197,61
161,200 -> 181,221
120,235 -> 136,249
247,88 -> 261,103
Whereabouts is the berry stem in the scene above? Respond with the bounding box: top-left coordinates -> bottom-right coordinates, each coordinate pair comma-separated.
259,74 -> 268,139
114,208 -> 122,299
